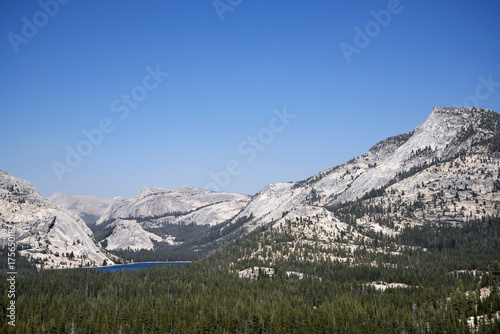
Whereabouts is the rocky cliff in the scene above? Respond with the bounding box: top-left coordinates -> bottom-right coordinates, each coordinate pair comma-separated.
0,171 -> 114,268
231,107 -> 500,230
96,185 -> 250,251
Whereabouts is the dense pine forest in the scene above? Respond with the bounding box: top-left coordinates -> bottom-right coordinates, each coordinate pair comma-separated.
1,217 -> 500,333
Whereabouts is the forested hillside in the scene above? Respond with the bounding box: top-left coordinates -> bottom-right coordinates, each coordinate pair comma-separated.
1,216 -> 499,333
2,107 -> 500,332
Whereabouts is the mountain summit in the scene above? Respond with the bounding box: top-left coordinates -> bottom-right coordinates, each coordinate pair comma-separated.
230,107 -> 500,231
214,106 -> 500,268
3,107 -> 500,267
0,171 -> 113,269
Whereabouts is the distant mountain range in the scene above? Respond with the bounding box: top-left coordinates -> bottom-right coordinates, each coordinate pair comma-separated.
49,192 -> 111,225
2,106 -> 500,268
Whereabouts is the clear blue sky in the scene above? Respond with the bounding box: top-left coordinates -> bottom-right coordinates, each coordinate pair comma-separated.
1,0 -> 499,199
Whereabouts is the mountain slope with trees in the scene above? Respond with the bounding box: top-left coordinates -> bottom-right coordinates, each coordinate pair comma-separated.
1,106 -> 500,332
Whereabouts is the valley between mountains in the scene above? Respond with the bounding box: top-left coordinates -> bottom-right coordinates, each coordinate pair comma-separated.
2,106 -> 500,269
2,106 -> 500,332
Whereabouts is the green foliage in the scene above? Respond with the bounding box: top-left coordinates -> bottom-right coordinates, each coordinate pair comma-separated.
110,215 -> 254,262
2,218 -> 500,332
360,186 -> 386,201
490,132 -> 500,153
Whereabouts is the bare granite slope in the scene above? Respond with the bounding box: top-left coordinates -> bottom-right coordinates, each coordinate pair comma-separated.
231,107 -> 500,230
96,185 -> 250,251
0,171 -> 113,269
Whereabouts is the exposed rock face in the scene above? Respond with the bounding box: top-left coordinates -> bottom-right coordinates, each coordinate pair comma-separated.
98,185 -> 250,226
231,107 -> 500,230
104,219 -> 163,251
0,171 -> 113,269
48,192 -> 111,225
96,185 -> 250,251
368,282 -> 410,291
4,106 -> 498,266
238,267 -> 275,279
228,107 -> 500,268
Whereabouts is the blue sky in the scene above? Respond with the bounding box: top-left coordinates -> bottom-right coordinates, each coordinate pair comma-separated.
1,0 -> 500,199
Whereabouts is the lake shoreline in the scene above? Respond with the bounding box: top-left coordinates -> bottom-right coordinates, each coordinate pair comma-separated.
90,261 -> 192,271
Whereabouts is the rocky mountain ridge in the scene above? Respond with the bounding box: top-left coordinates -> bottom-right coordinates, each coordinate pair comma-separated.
230,107 -> 500,231
0,171 -> 113,269
95,185 -> 251,251
3,106 -> 499,267
225,106 -> 500,267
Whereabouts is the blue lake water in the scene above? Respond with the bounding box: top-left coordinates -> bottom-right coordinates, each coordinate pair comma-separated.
92,262 -> 190,272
